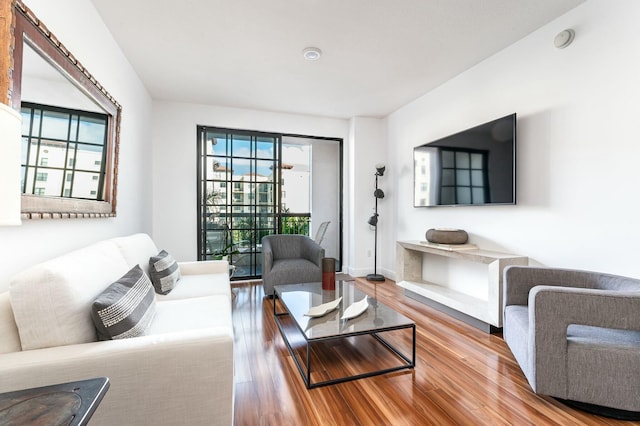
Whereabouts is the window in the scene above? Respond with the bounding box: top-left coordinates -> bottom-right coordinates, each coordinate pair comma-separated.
21,102 -> 108,200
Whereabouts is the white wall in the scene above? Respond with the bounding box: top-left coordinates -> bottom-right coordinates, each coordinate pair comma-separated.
386,0 -> 640,280
9,0 -> 633,290
151,101 -> 349,263
0,0 -> 153,289
309,139 -> 341,261
348,116 -> 387,277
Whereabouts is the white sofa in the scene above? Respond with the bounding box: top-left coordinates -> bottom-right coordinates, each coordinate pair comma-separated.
0,233 -> 234,425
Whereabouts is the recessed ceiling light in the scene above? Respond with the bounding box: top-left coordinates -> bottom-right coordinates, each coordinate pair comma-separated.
554,29 -> 575,49
302,47 -> 322,61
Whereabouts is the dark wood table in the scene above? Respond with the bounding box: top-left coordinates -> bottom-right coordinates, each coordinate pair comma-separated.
0,377 -> 110,426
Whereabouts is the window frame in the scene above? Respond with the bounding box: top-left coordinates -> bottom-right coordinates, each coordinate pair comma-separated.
21,102 -> 108,201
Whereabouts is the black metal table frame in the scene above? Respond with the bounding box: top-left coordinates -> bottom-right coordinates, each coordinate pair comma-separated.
273,291 -> 416,389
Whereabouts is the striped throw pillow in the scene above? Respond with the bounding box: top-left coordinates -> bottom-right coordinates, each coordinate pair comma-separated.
91,265 -> 156,340
149,250 -> 181,295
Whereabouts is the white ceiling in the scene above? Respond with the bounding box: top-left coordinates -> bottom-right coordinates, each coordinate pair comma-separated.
90,0 -> 584,119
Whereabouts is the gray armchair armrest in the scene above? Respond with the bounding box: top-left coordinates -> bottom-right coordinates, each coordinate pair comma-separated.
529,286 -> 640,397
504,266 -> 605,307
300,237 -> 325,267
262,237 -> 274,276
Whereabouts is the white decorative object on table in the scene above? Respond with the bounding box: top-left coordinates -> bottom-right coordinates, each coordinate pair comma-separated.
341,296 -> 369,320
305,297 -> 342,318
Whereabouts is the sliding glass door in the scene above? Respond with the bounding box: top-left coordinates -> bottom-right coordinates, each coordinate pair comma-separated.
197,126 -> 343,280
197,127 -> 280,279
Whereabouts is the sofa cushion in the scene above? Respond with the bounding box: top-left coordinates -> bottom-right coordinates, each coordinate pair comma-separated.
92,265 -> 157,340
149,250 -> 181,295
111,233 -> 159,277
9,240 -> 130,350
567,325 -> 640,411
0,292 -> 21,354
503,304 -> 532,384
567,325 -> 640,349
156,273 -> 231,301
147,295 -> 231,336
270,258 -> 321,284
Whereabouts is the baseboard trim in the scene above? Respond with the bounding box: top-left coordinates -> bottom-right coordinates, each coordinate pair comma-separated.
404,289 -> 500,334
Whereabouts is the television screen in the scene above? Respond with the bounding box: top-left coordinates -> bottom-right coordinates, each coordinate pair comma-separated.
414,113 -> 516,207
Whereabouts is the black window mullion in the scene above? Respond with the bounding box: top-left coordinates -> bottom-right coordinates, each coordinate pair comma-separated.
62,113 -> 74,197
30,107 -> 45,195
96,117 -> 108,200
22,107 -> 35,193
196,128 -> 204,258
276,137 -> 282,233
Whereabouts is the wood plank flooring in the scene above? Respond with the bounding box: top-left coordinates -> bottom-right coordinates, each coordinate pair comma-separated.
231,278 -> 638,425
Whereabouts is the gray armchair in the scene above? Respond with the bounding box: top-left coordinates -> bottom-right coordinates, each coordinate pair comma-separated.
261,234 -> 325,297
503,266 -> 640,416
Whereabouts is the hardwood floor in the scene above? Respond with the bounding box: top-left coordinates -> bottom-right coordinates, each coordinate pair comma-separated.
231,278 -> 637,425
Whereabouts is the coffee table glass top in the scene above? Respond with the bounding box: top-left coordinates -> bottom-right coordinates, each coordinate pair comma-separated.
274,281 -> 414,340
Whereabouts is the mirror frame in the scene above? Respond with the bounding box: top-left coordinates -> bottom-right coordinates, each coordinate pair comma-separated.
2,0 -> 121,219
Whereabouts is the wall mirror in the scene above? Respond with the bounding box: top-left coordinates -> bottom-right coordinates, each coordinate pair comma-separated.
6,0 -> 121,218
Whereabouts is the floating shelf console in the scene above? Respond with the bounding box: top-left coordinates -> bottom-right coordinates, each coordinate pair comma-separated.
396,240 -> 528,332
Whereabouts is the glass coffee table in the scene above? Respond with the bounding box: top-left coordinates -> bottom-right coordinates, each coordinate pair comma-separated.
273,281 -> 416,389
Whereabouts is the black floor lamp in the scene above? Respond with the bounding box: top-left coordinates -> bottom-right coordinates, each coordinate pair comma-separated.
367,164 -> 385,282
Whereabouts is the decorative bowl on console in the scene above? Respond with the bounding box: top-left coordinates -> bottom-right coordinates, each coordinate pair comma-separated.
425,228 -> 469,245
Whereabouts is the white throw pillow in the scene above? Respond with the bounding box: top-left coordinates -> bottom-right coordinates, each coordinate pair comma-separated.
111,233 -> 160,277
9,240 -> 130,350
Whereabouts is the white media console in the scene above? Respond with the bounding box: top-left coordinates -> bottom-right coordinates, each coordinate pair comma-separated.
396,240 -> 528,332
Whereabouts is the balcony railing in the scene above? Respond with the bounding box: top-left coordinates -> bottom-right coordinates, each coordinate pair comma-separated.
203,212 -> 311,280
280,213 -> 310,235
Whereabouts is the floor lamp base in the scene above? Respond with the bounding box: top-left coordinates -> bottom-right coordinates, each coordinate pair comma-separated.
366,274 -> 385,282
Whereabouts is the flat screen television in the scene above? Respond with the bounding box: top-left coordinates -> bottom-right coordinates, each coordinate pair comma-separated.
414,113 -> 516,207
